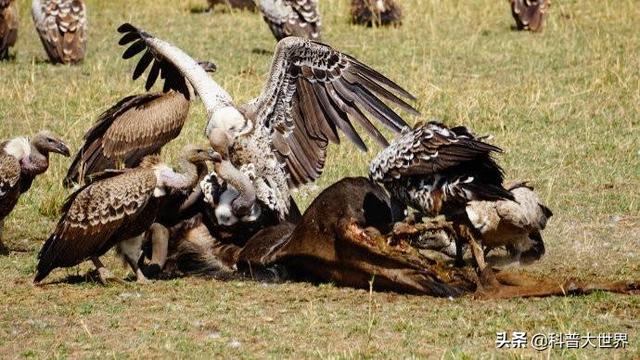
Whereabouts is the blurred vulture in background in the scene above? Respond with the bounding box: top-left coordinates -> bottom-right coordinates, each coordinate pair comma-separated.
31,0 -> 87,64
207,0 -> 256,13
35,146 -> 217,284
369,121 -> 514,270
0,0 -> 18,60
510,0 -> 550,32
63,58 -> 217,188
117,23 -> 418,225
0,131 -> 70,254
351,0 -> 403,27
256,0 -> 321,40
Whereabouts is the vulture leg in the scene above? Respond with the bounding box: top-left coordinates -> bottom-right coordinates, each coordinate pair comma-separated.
0,220 -> 7,255
91,257 -> 124,285
117,235 -> 149,284
147,223 -> 169,274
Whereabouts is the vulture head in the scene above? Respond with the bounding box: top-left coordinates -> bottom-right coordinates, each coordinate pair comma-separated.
182,145 -> 219,165
31,131 -> 70,157
207,127 -> 234,160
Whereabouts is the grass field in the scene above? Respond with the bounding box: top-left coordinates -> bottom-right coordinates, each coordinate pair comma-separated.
1,0 -> 639,358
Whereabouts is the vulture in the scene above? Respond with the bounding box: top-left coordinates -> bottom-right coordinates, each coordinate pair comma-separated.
0,131 -> 70,254
117,23 -> 418,223
34,146 -> 217,284
63,60 -> 217,188
256,0 -> 322,41
207,0 -> 256,12
351,0 -> 403,27
467,182 -> 553,263
369,121 -> 514,270
31,0 -> 87,64
510,0 -> 550,32
0,0 -> 18,60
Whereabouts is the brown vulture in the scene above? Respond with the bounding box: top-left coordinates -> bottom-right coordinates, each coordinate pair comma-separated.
117,23 -> 418,223
0,0 -> 18,59
351,0 -> 403,27
0,131 -> 70,254
256,0 -> 322,41
510,0 -> 550,32
369,121 -> 515,270
34,146 -> 217,284
63,58 -> 217,188
31,0 -> 87,64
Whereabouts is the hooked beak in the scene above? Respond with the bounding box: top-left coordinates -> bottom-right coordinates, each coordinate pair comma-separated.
198,61 -> 217,73
207,149 -> 223,163
54,142 -> 71,157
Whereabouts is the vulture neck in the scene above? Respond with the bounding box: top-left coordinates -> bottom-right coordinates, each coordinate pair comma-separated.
31,0 -> 44,24
173,158 -> 202,191
22,141 -> 49,176
144,35 -> 232,116
213,160 -> 256,217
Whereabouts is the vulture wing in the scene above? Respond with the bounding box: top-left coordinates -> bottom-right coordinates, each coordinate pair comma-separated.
0,146 -> 20,200
258,0 -> 322,40
117,23 -> 229,113
246,37 -> 419,187
36,168 -> 157,282
63,92 -> 190,187
32,0 -> 87,64
370,122 -> 505,182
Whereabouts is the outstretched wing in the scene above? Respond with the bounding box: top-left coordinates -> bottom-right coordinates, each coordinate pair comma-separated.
64,93 -> 190,187
36,169 -> 157,282
32,0 -> 87,64
370,122 -> 505,182
117,23 -> 229,114
246,37 -> 419,187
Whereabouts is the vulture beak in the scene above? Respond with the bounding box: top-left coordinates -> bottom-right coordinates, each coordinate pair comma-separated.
207,149 -> 223,163
198,61 -> 217,73
54,141 -> 71,157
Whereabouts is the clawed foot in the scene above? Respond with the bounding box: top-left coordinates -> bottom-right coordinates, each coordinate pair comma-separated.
96,267 -> 125,285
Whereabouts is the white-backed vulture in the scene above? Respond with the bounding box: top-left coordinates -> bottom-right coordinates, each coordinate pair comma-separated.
34,146 -> 217,284
117,23 -> 418,222
510,0 -> 550,32
256,0 -> 321,41
207,0 -> 256,12
467,182 -> 553,263
31,0 -> 87,64
63,61 -> 217,188
369,121 -> 514,271
0,131 -> 70,254
0,0 -> 18,60
351,0 -> 402,27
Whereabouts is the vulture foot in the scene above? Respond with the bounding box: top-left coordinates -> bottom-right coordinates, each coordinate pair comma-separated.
0,241 -> 8,256
96,267 -> 125,285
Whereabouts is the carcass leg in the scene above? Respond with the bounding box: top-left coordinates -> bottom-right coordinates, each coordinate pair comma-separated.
118,235 -> 149,284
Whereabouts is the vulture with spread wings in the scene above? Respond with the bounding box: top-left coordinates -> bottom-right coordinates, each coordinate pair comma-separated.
117,23 -> 418,220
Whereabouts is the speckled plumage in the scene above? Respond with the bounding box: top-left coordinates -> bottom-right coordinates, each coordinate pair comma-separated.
118,24 -> 418,221
257,0 -> 321,41
32,0 -> 87,64
207,0 -> 256,12
370,121 -> 514,217
36,148 -> 215,283
510,0 -> 550,32
0,0 -> 18,59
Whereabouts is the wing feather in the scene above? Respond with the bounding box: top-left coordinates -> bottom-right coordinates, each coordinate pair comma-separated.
248,37 -> 418,187
36,169 -> 157,281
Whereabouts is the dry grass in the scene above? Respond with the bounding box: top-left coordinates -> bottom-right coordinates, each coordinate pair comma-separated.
0,0 -> 639,358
